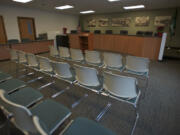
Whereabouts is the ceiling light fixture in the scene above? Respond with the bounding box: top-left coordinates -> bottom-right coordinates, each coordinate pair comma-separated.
55,5 -> 74,10
108,0 -> 120,2
123,5 -> 145,10
80,10 -> 95,14
12,0 -> 33,3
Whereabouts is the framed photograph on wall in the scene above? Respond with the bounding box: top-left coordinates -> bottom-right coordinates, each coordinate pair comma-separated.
111,17 -> 131,27
87,19 -> 96,27
154,16 -> 172,26
98,18 -> 109,27
135,16 -> 150,27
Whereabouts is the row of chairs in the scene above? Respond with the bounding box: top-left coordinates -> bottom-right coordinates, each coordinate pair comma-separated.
50,46 -> 149,76
0,72 -> 116,135
10,49 -> 141,107
71,30 -> 154,36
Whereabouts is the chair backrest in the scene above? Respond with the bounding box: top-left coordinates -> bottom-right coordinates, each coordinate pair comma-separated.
33,116 -> 48,135
126,55 -> 149,73
136,31 -> 144,36
70,48 -> 84,61
120,30 -> 128,35
59,47 -> 70,58
22,38 -> 31,43
84,30 -> 90,33
94,30 -> 101,34
51,61 -> 72,78
37,56 -> 53,72
18,51 -> 27,63
74,64 -> 100,87
103,52 -> 123,68
10,49 -> 18,61
0,89 -> 38,134
27,53 -> 39,67
8,39 -> 19,44
49,46 -> 59,57
144,31 -> 153,37
85,50 -> 101,64
103,72 -> 137,98
105,30 -> 112,34
71,30 -> 77,34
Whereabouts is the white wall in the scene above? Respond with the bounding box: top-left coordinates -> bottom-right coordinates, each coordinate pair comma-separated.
0,5 -> 79,40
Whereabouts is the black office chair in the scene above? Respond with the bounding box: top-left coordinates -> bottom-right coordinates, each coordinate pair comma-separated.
56,35 -> 69,48
84,30 -> 90,33
105,30 -> 113,34
136,31 -> 144,36
71,30 -> 78,34
94,30 -> 101,34
144,31 -> 153,37
38,33 -> 48,40
154,33 -> 159,37
120,30 -> 128,35
21,38 -> 31,43
8,39 -> 19,44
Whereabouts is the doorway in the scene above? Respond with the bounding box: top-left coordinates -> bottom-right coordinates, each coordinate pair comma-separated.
18,17 -> 36,41
0,16 -> 7,44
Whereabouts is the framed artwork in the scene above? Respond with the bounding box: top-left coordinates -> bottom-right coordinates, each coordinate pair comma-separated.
98,18 -> 109,27
112,17 -> 131,27
154,16 -> 172,26
135,16 -> 150,26
87,19 -> 96,27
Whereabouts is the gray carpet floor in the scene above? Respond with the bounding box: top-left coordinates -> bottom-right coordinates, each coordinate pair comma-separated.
0,53 -> 179,135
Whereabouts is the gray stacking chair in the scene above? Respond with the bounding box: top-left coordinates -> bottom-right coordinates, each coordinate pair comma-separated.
27,53 -> 39,71
61,117 -> 116,135
74,64 -> 102,93
51,61 -> 75,84
0,90 -> 71,135
59,47 -> 70,59
85,50 -> 102,67
49,46 -> 59,57
103,52 -> 124,71
2,87 -> 43,108
10,49 -> 19,62
0,72 -> 12,83
37,56 -> 54,76
125,55 -> 149,76
70,48 -> 84,62
103,71 -> 141,107
0,79 -> 26,94
17,51 -> 27,64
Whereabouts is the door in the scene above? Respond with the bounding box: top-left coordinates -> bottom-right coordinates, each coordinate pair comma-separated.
0,16 -> 7,44
18,17 -> 36,41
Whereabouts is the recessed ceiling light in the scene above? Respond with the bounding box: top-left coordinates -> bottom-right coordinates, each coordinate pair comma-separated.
80,10 -> 95,14
123,5 -> 145,10
55,5 -> 74,10
12,0 -> 33,3
108,0 -> 120,2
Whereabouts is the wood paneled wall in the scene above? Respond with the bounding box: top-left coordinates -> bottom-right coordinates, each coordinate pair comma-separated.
93,35 -> 161,60
68,34 -> 162,60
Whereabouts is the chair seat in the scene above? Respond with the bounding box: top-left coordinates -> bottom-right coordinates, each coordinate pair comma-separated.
0,73 -> 12,83
63,117 -> 116,135
5,87 -> 43,107
0,79 -> 26,93
30,99 -> 71,134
